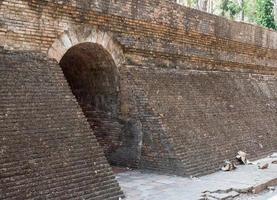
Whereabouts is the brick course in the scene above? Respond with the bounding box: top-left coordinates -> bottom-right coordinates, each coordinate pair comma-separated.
1,0 -> 277,198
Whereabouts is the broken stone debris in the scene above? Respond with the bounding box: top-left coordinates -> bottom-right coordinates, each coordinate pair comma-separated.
221,151 -> 250,172
221,150 -> 270,172
202,191 -> 240,200
236,151 -> 251,165
190,175 -> 199,180
258,163 -> 269,170
268,186 -> 275,191
272,160 -> 277,164
235,151 -> 270,170
269,153 -> 277,158
221,160 -> 236,171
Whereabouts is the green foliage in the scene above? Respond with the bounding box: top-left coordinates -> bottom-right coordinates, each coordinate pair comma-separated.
187,0 -> 198,7
182,0 -> 277,28
255,0 -> 276,30
243,0 -> 257,23
219,0 -> 242,19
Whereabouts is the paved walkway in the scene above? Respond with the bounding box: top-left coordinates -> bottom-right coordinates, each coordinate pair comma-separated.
236,190 -> 277,200
116,154 -> 277,200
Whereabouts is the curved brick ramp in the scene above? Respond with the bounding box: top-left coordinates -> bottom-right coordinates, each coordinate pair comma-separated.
0,49 -> 123,199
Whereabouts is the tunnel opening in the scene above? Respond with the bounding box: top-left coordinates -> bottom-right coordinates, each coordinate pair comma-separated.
59,42 -> 126,168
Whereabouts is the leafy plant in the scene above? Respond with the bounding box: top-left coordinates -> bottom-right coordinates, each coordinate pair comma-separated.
219,0 -> 242,19
243,0 -> 257,23
255,0 -> 276,30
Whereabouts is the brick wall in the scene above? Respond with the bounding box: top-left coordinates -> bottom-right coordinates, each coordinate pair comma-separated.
0,0 -> 277,191
128,67 -> 277,176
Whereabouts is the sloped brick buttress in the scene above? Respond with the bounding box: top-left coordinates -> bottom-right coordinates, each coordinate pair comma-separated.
0,48 -> 124,200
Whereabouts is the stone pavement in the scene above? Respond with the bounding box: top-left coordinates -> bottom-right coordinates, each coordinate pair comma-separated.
236,190 -> 277,200
116,154 -> 277,200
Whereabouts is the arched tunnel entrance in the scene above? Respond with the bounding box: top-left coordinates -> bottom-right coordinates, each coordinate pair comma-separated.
59,42 -> 139,168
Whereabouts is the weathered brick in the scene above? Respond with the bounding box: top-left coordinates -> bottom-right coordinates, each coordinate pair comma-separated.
0,0 -> 277,199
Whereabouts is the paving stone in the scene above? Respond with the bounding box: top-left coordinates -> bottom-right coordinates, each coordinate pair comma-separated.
117,156 -> 277,200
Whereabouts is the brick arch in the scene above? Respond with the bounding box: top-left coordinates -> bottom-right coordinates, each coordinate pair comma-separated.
48,25 -> 125,66
59,42 -> 123,162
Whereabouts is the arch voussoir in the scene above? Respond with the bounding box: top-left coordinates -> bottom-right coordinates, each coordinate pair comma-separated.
66,29 -> 79,46
48,26 -> 125,66
102,33 -> 112,49
60,33 -> 72,49
48,39 -> 68,62
87,29 -> 98,43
